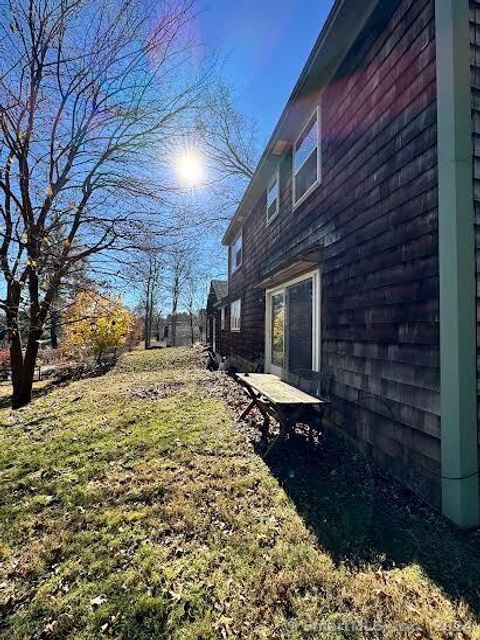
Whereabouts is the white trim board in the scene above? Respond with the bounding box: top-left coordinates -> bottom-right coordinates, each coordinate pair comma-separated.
264,268 -> 321,377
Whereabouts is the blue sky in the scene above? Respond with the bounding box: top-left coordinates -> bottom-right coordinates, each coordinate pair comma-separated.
197,0 -> 334,146
0,1 -> 337,319
185,0 -> 334,287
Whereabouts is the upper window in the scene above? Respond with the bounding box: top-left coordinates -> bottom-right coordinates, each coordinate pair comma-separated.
220,306 -> 226,330
293,105 -> 321,207
231,299 -> 241,332
267,171 -> 279,223
230,231 -> 242,274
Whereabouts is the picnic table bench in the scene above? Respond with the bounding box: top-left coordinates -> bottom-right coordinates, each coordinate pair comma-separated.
235,372 -> 332,457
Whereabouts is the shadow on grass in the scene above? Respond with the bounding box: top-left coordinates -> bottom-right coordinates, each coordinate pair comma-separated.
0,384 -> 50,410
0,360 -> 116,410
260,431 -> 480,616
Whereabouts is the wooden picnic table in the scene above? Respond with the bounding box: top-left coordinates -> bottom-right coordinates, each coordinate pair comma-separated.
235,372 -> 330,457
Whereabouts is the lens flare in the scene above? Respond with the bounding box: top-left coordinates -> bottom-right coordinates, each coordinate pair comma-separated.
176,150 -> 204,187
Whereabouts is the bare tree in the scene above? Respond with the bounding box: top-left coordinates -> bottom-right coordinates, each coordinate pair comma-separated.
193,82 -> 260,221
166,243 -> 191,346
0,0 -> 203,406
199,83 -> 257,181
142,253 -> 162,350
185,276 -> 195,346
183,271 -> 200,345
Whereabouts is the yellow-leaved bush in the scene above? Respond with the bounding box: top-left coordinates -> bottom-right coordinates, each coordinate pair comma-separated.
63,290 -> 133,362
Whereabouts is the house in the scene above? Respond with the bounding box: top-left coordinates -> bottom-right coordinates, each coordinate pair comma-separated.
206,280 -> 228,352
158,311 -> 206,347
215,0 -> 480,527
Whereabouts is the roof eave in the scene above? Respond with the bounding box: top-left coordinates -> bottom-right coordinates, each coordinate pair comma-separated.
221,0 -> 382,246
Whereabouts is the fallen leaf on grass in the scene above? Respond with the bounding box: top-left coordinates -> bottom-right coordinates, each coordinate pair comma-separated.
90,594 -> 107,607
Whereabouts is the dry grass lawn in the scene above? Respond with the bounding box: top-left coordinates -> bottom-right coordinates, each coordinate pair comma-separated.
0,347 -> 479,639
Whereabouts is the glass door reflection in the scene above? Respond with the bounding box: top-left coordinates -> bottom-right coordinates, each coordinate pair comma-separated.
286,279 -> 313,378
270,292 -> 285,375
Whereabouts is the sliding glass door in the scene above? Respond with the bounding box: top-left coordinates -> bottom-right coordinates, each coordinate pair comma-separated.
286,278 -> 313,376
270,292 -> 285,376
265,269 -> 320,379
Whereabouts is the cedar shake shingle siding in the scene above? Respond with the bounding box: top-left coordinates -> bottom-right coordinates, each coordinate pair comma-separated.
323,0 -> 439,503
222,0 -> 442,504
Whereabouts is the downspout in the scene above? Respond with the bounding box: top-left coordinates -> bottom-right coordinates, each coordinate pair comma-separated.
436,0 -> 479,526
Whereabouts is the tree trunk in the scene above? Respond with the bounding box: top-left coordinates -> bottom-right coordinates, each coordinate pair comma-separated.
189,312 -> 194,345
171,310 -> 177,346
11,332 -> 40,409
10,331 -> 25,409
144,267 -> 152,350
7,281 -> 26,408
149,278 -> 155,345
50,310 -> 59,348
171,283 -> 179,347
7,269 -> 47,409
144,299 -> 150,350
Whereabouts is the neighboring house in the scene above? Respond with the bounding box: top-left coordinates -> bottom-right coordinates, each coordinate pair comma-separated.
216,0 -> 480,527
206,280 -> 228,352
157,311 -> 206,347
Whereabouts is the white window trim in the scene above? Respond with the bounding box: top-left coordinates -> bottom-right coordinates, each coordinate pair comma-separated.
292,104 -> 322,211
230,298 -> 241,332
230,231 -> 243,275
220,306 -> 226,330
266,169 -> 280,225
264,268 -> 321,376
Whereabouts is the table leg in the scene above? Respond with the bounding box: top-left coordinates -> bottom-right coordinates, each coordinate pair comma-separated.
238,386 -> 272,436
264,408 -> 291,459
260,412 -> 270,437
239,400 -> 256,421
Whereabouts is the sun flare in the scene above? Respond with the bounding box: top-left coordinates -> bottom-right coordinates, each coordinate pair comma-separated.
176,150 -> 204,187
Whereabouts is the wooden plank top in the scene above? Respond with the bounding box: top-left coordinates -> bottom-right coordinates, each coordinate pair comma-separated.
236,373 -> 324,405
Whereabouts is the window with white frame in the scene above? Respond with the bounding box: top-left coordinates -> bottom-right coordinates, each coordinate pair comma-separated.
230,231 -> 242,274
267,171 -> 279,222
265,269 -> 321,377
293,105 -> 321,207
230,298 -> 241,331
220,306 -> 226,330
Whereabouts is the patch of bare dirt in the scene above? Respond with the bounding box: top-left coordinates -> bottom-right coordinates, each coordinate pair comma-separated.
129,381 -> 187,399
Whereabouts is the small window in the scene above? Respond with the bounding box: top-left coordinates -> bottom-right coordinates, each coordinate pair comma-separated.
220,306 -> 226,330
230,231 -> 242,274
293,105 -> 321,207
231,299 -> 241,332
267,172 -> 279,222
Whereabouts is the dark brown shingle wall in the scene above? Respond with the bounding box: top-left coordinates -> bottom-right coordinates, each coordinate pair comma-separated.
224,0 -> 440,504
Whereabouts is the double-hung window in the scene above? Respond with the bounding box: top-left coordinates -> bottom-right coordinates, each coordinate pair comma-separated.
230,231 -> 242,274
267,171 -> 280,223
231,299 -> 241,332
293,105 -> 321,207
